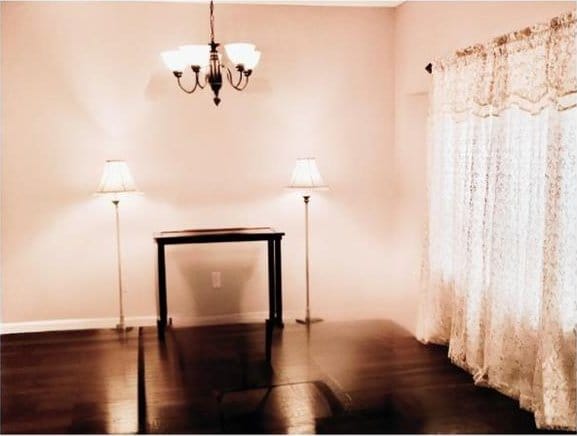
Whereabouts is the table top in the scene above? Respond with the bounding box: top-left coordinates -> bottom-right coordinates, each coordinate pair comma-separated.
154,226 -> 284,242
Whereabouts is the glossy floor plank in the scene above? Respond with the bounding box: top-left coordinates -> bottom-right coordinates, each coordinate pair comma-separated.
1,329 -> 138,434
1,320 -> 563,434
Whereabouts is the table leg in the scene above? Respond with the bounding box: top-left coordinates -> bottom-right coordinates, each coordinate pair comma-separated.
265,318 -> 274,363
157,242 -> 167,339
267,240 -> 276,323
274,238 -> 284,328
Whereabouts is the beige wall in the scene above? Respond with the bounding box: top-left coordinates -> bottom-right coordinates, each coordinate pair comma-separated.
2,1 -> 573,334
1,2 -> 398,328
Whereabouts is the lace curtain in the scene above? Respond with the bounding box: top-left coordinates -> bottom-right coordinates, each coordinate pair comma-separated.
418,11 -> 576,431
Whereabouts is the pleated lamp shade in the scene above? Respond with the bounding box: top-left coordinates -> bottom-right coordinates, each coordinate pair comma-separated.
287,158 -> 329,191
95,160 -> 140,197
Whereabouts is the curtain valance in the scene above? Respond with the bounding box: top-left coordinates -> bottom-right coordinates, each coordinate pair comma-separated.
430,11 -> 576,119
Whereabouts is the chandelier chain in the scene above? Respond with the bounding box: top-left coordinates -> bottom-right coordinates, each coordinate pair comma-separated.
210,0 -> 215,43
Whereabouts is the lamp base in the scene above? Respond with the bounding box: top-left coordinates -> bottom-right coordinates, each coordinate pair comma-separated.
296,317 -> 323,325
114,324 -> 134,333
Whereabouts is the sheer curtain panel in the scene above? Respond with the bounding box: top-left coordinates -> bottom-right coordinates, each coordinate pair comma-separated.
418,11 -> 576,431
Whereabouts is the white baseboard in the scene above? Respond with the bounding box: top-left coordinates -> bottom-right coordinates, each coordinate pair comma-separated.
0,316 -> 157,335
0,311 -> 299,335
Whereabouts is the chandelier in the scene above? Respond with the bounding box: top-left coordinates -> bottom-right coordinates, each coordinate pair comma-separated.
161,0 -> 261,106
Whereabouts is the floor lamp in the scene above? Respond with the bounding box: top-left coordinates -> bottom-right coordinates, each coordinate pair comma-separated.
95,160 -> 140,332
287,158 -> 328,325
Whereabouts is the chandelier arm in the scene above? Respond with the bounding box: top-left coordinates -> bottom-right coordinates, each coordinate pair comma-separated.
176,75 -> 199,94
224,66 -> 249,91
176,69 -> 208,93
235,75 -> 250,91
196,70 -> 207,89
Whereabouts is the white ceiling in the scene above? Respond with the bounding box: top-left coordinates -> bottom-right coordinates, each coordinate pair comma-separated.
154,0 -> 405,6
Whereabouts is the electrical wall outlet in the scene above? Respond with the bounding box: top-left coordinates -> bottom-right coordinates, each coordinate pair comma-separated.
211,272 -> 222,289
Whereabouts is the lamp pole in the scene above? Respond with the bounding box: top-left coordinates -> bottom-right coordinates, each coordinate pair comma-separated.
112,199 -> 126,331
297,194 -> 322,325
304,195 -> 310,322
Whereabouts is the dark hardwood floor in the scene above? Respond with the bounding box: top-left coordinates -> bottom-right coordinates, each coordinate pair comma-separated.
1,320 -> 562,434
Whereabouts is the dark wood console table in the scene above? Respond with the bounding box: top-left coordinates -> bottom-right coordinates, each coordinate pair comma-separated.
154,227 -> 285,341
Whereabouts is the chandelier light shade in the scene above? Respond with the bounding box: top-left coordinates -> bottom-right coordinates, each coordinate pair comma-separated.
179,45 -> 211,68
161,0 -> 261,106
287,158 -> 329,192
95,160 -> 140,198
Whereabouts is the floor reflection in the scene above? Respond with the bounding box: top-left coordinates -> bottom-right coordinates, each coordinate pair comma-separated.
2,320 -> 558,434
218,379 -> 348,433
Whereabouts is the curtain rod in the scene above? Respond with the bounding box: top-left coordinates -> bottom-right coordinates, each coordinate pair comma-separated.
424,11 -> 574,76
